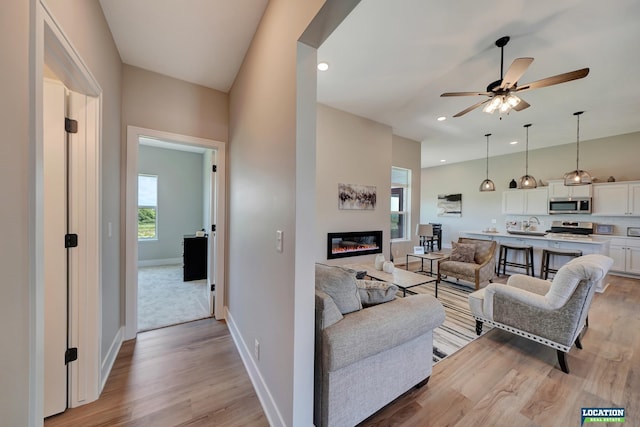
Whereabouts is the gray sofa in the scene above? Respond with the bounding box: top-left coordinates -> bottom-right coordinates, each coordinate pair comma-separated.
314,264 -> 445,427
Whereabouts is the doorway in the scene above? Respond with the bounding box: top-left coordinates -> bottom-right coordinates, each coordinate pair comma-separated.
136,140 -> 213,331
124,126 -> 226,340
42,52 -> 101,418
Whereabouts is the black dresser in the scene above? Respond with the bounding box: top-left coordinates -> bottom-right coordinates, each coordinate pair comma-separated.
183,235 -> 207,281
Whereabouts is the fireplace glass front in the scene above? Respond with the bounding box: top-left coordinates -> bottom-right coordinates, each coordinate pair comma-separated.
327,231 -> 383,259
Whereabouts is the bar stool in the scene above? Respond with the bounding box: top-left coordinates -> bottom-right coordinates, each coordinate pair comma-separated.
540,248 -> 582,279
497,243 -> 535,276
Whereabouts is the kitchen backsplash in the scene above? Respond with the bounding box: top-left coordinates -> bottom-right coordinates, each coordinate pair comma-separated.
504,213 -> 640,236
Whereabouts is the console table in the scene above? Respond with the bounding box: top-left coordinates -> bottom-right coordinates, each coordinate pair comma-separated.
183,235 -> 207,281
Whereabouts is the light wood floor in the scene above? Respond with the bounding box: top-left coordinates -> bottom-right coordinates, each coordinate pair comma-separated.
360,273 -> 639,426
45,273 -> 639,427
44,319 -> 268,427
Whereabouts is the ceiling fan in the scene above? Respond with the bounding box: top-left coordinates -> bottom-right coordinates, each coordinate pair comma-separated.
441,36 -> 589,117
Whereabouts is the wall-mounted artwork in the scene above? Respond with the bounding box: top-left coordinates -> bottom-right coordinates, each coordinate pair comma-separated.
437,193 -> 462,217
338,183 -> 376,210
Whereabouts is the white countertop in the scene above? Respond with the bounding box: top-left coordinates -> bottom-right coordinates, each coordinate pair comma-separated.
462,230 -> 608,245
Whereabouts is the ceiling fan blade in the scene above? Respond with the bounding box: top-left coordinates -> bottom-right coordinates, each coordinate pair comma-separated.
500,57 -> 533,89
513,98 -> 530,111
516,68 -> 590,92
441,91 -> 491,97
453,99 -> 491,117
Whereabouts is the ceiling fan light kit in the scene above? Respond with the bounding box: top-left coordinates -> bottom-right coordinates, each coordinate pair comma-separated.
480,133 -> 496,192
441,35 -> 590,118
519,123 -> 538,189
564,111 -> 592,186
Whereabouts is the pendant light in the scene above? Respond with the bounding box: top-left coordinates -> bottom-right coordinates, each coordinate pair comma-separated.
519,123 -> 537,189
479,133 -> 495,191
563,111 -> 592,185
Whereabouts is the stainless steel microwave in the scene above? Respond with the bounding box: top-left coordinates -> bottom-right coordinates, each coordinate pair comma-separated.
548,197 -> 592,214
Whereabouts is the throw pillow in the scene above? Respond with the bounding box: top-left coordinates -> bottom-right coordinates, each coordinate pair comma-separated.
315,263 -> 362,314
450,242 -> 476,263
356,280 -> 398,307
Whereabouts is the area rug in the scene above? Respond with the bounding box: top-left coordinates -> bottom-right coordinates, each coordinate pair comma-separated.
405,280 -> 494,363
138,265 -> 210,332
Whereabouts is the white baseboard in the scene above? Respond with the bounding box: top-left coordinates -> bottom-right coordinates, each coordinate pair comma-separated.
100,326 -> 124,393
137,258 -> 182,267
226,310 -> 285,427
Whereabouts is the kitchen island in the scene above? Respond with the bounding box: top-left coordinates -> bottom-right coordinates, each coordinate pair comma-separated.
461,230 -> 610,292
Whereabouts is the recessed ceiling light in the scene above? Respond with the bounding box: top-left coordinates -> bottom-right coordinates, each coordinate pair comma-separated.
437,116 -> 446,121
510,141 -> 518,145
440,159 -> 446,163
317,62 -> 329,71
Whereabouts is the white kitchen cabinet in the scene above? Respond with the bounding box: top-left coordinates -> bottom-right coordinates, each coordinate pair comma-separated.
547,179 -> 592,198
592,181 -> 640,216
608,237 -> 640,275
502,190 -> 525,214
502,188 -> 548,215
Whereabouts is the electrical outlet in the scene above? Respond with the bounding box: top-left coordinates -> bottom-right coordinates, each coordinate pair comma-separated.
491,219 -> 497,224
254,339 -> 260,361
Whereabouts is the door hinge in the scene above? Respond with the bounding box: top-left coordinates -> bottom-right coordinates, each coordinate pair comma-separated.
65,117 -> 78,134
65,233 -> 78,248
65,348 -> 78,364
211,224 -> 216,232
212,165 -> 217,172
211,284 -> 216,292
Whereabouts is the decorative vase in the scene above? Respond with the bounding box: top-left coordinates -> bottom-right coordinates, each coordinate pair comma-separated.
383,261 -> 394,273
374,254 -> 385,270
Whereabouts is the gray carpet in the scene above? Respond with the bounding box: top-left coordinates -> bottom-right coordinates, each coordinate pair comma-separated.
138,265 -> 211,332
405,279 -> 494,364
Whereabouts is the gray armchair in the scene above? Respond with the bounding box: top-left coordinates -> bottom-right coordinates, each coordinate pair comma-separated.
314,264 -> 445,427
468,254 -> 613,373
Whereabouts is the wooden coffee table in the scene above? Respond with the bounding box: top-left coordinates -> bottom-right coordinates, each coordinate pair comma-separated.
344,263 -> 436,297
405,251 -> 450,276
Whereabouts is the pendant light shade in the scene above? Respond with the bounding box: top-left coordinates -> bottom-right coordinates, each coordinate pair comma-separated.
479,133 -> 495,191
519,123 -> 537,189
563,111 -> 592,186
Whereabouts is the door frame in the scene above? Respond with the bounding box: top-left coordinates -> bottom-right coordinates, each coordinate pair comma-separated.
32,0 -> 102,421
124,126 -> 227,340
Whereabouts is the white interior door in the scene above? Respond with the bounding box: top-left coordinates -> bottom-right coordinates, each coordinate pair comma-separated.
43,79 -> 68,417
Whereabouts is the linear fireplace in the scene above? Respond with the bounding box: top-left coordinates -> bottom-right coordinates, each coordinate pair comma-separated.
327,230 -> 383,259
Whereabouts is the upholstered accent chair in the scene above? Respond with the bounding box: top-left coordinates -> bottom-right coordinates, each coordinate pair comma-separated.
314,263 -> 445,427
468,254 -> 613,373
437,237 -> 497,290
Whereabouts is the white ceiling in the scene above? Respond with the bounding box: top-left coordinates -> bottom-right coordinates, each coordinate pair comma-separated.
100,0 -> 640,168
318,0 -> 640,167
99,0 -> 268,92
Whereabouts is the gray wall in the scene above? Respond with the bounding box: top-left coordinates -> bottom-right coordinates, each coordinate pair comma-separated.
227,0 -> 326,424
122,64 -> 229,143
315,105 -> 422,266
316,104 -> 392,263
1,2 -> 31,424
1,1 -> 122,423
421,132 -> 640,244
138,145 -> 204,262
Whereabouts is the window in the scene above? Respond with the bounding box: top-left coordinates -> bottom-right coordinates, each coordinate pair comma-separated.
391,167 -> 411,240
138,174 -> 158,240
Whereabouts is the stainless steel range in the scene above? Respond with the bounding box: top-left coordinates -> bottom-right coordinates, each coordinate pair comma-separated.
545,221 -> 594,239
